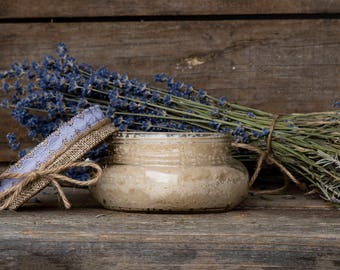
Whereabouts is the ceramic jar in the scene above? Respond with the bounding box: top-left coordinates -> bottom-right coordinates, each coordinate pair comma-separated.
90,132 -> 249,212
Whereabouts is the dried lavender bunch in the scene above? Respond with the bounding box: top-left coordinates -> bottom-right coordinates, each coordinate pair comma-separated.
1,43 -> 339,203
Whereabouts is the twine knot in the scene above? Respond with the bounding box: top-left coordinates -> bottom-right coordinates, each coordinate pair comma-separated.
232,114 -> 306,194
27,171 -> 42,181
0,161 -> 102,210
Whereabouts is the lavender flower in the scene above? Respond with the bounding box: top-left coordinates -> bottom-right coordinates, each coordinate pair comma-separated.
6,133 -> 21,151
2,82 -> 10,93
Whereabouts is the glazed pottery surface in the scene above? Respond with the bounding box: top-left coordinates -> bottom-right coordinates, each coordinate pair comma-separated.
90,132 -> 249,212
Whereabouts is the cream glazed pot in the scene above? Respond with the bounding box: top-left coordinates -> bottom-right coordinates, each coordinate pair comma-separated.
90,132 -> 249,212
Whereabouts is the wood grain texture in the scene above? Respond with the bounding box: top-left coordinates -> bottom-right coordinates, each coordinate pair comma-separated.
1,0 -> 340,18
0,19 -> 339,160
0,187 -> 339,269
1,20 -> 339,113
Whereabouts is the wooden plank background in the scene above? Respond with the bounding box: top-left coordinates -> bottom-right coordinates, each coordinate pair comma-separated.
0,1 -> 339,161
1,0 -> 340,17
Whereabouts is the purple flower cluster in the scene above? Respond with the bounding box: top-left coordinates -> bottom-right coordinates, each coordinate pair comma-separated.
6,133 -> 20,151
0,43 -> 265,156
0,44 -> 213,158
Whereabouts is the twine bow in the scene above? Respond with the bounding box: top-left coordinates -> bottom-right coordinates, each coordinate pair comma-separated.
0,161 -> 102,210
232,114 -> 306,194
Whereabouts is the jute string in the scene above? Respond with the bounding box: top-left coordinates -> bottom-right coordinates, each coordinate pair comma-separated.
232,114 -> 306,194
0,161 -> 102,210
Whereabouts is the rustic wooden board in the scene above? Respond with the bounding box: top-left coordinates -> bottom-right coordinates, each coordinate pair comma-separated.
1,20 -> 339,113
1,0 -> 340,18
0,187 -> 339,269
0,19 -> 339,160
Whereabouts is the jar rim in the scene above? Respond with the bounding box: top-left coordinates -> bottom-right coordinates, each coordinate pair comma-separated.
115,131 -> 231,140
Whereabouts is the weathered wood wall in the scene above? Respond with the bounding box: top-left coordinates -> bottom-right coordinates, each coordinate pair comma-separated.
0,1 -> 339,161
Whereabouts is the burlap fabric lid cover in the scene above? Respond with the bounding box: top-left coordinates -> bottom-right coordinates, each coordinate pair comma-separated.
0,106 -> 117,210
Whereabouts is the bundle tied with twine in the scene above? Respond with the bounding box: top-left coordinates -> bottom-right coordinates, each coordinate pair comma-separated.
0,43 -> 339,204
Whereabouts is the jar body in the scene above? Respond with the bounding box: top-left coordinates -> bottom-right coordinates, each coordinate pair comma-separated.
90,132 -> 249,212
